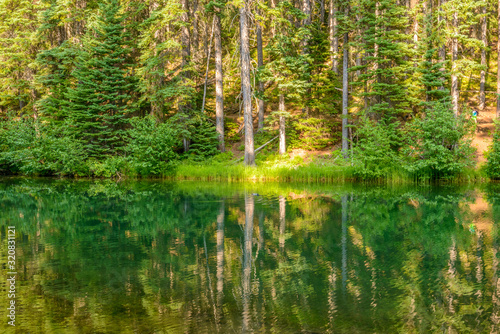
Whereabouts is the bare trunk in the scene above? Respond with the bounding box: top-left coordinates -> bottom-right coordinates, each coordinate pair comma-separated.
451,9 -> 459,116
480,3 -> 487,110
240,2 -> 255,166
242,194 -> 254,333
320,0 -> 325,24
438,0 -> 446,90
257,10 -> 265,131
279,95 -> 286,155
341,4 -> 349,159
181,0 -> 191,152
215,11 -> 225,152
329,0 -> 339,74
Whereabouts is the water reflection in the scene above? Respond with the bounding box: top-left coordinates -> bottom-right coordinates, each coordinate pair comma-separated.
0,180 -> 499,333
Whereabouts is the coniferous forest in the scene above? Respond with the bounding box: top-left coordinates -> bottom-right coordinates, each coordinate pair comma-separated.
1,0 -> 500,181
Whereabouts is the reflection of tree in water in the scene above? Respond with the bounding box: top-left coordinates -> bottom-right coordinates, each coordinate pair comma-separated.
1,180 -> 500,333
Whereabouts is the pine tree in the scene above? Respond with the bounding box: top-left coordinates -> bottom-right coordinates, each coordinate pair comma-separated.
63,0 -> 137,158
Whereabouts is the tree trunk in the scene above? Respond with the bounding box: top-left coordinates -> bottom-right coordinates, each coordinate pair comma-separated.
320,0 -> 325,24
215,11 -> 225,152
341,3 -> 349,159
279,94 -> 286,155
329,0 -> 339,75
181,0 -> 191,152
438,0 -> 446,91
240,1 -> 255,166
451,8 -> 459,116
257,9 -> 265,131
480,3 -> 487,110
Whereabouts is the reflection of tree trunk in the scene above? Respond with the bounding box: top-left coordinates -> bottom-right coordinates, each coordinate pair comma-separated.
216,201 -> 225,327
491,241 -> 500,331
341,195 -> 348,292
242,194 -> 254,333
258,211 -> 265,254
474,231 -> 484,328
279,195 -> 286,250
327,263 -> 337,333
447,239 -> 457,332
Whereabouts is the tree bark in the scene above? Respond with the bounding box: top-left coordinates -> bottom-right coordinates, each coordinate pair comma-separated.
341,3 -> 349,159
329,0 -> 339,75
257,8 -> 265,131
214,10 -> 225,152
480,3 -> 487,110
451,8 -> 459,116
181,0 -> 191,152
279,94 -> 286,155
240,1 -> 255,166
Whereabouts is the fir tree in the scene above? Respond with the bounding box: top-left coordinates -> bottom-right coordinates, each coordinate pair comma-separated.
64,0 -> 137,158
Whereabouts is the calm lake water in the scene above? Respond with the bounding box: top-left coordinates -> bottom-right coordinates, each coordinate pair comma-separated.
0,179 -> 499,333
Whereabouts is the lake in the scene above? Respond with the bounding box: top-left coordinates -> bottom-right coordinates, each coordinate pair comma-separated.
0,179 -> 499,333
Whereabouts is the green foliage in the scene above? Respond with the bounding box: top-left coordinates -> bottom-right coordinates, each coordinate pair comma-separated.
352,117 -> 401,179
402,103 -> 475,178
0,119 -> 87,175
126,116 -> 179,176
63,0 -> 137,159
288,116 -> 337,150
486,121 -> 500,180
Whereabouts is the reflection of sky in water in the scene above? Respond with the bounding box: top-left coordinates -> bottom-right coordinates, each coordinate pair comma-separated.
0,179 -> 499,333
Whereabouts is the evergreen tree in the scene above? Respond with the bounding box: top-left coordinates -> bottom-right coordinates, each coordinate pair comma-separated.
63,0 -> 137,158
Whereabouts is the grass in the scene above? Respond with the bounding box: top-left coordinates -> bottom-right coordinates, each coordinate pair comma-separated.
170,159 -> 488,184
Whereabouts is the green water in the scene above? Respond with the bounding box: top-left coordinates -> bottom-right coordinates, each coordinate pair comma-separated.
0,179 -> 499,333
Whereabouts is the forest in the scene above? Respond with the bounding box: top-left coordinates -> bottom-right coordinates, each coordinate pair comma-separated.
1,0 -> 500,181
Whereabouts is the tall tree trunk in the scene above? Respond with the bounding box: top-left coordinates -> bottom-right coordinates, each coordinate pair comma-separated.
451,8 -> 459,116
341,3 -> 349,159
257,8 -> 265,131
329,0 -> 339,75
215,10 -> 225,152
240,1 -> 255,166
242,193 -> 254,333
320,0 -> 325,24
438,0 -> 446,90
181,0 -> 191,152
480,3 -> 487,110
279,95 -> 286,155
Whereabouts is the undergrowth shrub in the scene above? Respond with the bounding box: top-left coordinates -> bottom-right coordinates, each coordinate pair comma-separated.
486,121 -> 500,179
402,103 -> 475,178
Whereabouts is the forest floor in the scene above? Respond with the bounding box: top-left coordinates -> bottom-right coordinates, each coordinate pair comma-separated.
472,106 -> 496,167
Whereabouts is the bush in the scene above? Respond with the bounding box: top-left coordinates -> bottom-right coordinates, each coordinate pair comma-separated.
0,119 -> 87,176
352,117 -> 401,179
402,103 -> 475,178
288,115 -> 337,150
126,116 -> 179,176
486,121 -> 500,179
